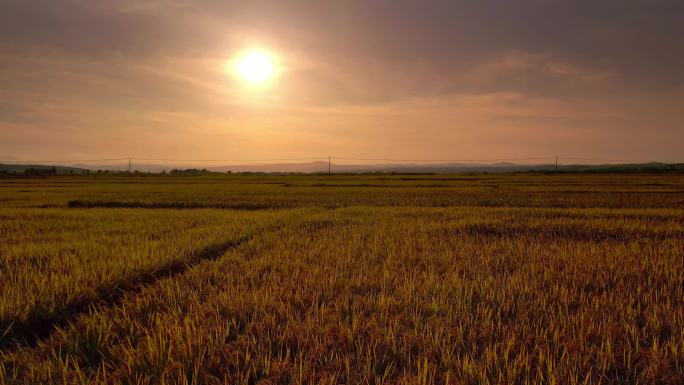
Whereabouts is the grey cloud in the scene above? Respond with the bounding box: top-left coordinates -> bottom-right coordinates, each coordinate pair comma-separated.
0,0 -> 217,55
1,0 -> 683,160
2,0 -> 682,96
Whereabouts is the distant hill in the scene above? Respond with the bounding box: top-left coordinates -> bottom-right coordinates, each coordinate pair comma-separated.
0,163 -> 90,175
92,161 -> 684,174
1,161 -> 682,175
326,162 -> 684,174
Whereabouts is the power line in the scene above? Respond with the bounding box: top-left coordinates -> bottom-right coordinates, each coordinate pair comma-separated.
558,157 -> 675,163
334,156 -> 555,163
0,157 -> 328,164
2,156 -> 682,165
133,157 -> 328,163
0,158 -> 129,164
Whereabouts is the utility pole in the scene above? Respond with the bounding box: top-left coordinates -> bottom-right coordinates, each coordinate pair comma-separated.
555,156 -> 558,175
328,156 -> 331,176
128,157 -> 132,175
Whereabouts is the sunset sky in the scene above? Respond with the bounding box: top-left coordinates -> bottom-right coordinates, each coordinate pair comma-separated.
1,0 -> 683,165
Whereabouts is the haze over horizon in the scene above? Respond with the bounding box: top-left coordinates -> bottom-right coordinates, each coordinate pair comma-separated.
2,0 -> 683,163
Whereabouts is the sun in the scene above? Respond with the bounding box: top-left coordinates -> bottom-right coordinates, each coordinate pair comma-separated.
231,48 -> 280,86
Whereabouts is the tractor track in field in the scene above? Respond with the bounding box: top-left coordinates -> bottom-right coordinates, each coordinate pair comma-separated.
0,223 -> 286,352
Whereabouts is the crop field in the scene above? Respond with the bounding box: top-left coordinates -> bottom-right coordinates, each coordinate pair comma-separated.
0,174 -> 683,384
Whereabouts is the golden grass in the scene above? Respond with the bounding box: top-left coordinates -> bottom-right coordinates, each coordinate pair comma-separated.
0,208 -> 292,348
1,174 -> 684,209
1,175 -> 683,384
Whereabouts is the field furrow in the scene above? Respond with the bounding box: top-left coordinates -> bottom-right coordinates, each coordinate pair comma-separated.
0,208 -> 295,350
2,206 -> 682,385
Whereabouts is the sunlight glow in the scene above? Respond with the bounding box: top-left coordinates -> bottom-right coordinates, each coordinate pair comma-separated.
231,48 -> 280,86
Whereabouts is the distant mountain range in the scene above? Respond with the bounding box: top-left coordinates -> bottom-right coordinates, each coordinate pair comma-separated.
2,161 -> 682,175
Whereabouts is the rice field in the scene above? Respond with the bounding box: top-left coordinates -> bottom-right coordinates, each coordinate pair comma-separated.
1,174 -> 683,384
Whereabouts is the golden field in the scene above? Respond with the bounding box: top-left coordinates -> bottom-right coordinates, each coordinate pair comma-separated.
1,174 -> 683,384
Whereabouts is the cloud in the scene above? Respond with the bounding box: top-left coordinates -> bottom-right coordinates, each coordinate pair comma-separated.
1,0 -> 683,161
